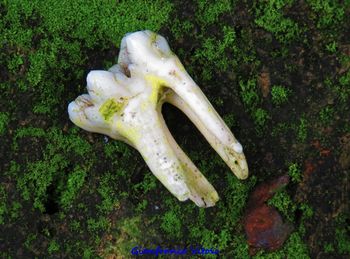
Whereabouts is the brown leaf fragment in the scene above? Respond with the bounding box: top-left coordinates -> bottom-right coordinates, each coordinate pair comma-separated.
258,70 -> 271,98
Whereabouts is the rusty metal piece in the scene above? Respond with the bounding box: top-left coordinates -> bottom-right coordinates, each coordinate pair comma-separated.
244,175 -> 293,255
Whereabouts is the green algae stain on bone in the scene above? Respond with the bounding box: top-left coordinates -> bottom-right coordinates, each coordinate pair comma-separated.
145,74 -> 168,105
99,98 -> 126,121
149,31 -> 158,45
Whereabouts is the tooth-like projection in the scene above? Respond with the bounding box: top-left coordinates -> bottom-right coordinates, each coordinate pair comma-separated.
166,91 -> 248,179
118,30 -> 248,179
68,30 -> 248,207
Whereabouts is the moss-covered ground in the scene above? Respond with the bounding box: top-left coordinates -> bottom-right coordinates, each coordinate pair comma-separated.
1,0 -> 350,258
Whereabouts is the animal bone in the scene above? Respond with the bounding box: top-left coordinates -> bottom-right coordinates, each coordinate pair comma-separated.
68,30 -> 248,207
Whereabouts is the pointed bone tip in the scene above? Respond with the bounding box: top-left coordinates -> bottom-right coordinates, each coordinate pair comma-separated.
87,70 -> 113,88
67,101 -> 80,122
68,94 -> 97,128
125,31 -> 149,47
235,166 -> 249,180
125,30 -> 149,39
67,102 -> 86,127
86,70 -> 97,87
238,172 -> 249,180
68,97 -> 85,114
189,191 -> 219,208
67,101 -> 77,113
205,192 -> 220,207
229,157 -> 249,180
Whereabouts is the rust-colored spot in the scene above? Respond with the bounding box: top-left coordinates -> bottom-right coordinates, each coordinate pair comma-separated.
304,160 -> 316,179
311,139 -> 321,149
320,149 -> 331,157
244,175 -> 293,255
258,70 -> 271,98
311,139 -> 331,157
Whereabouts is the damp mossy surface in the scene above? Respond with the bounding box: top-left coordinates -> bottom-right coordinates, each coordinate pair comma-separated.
1,0 -> 350,258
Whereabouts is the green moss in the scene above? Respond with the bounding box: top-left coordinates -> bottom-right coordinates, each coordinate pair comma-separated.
24,233 -> 37,250
325,41 -> 337,53
323,243 -> 334,253
253,108 -> 270,133
10,201 -> 22,220
14,127 -> 92,212
297,117 -> 308,142
2,0 -> 173,116
194,26 -> 238,80
336,228 -> 350,254
254,0 -> 302,43
2,0 -> 349,257
307,0 -> 345,29
211,96 -> 224,108
325,75 -> 350,104
299,203 -> 313,220
337,70 -> 350,102
335,214 -> 350,254
170,19 -> 193,40
318,106 -> 334,126
135,199 -> 148,213
188,209 -> 206,239
12,127 -> 46,148
48,240 -> 60,254
110,216 -> 144,256
239,78 -> 260,111
288,163 -> 302,183
87,217 -> 110,235
254,232 -> 310,258
0,185 -> 7,225
1,1 -> 176,256
271,85 -> 291,106
104,141 -> 131,160
268,190 -> 296,222
83,247 -> 94,259
132,172 -> 157,194
224,174 -> 257,225
231,235 -> 250,258
284,232 -> 310,258
272,122 -> 289,137
0,112 -> 9,135
96,172 -> 122,214
60,166 -> 87,209
69,219 -> 81,233
196,0 -> 233,25
161,210 -> 182,239
223,114 -> 236,128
